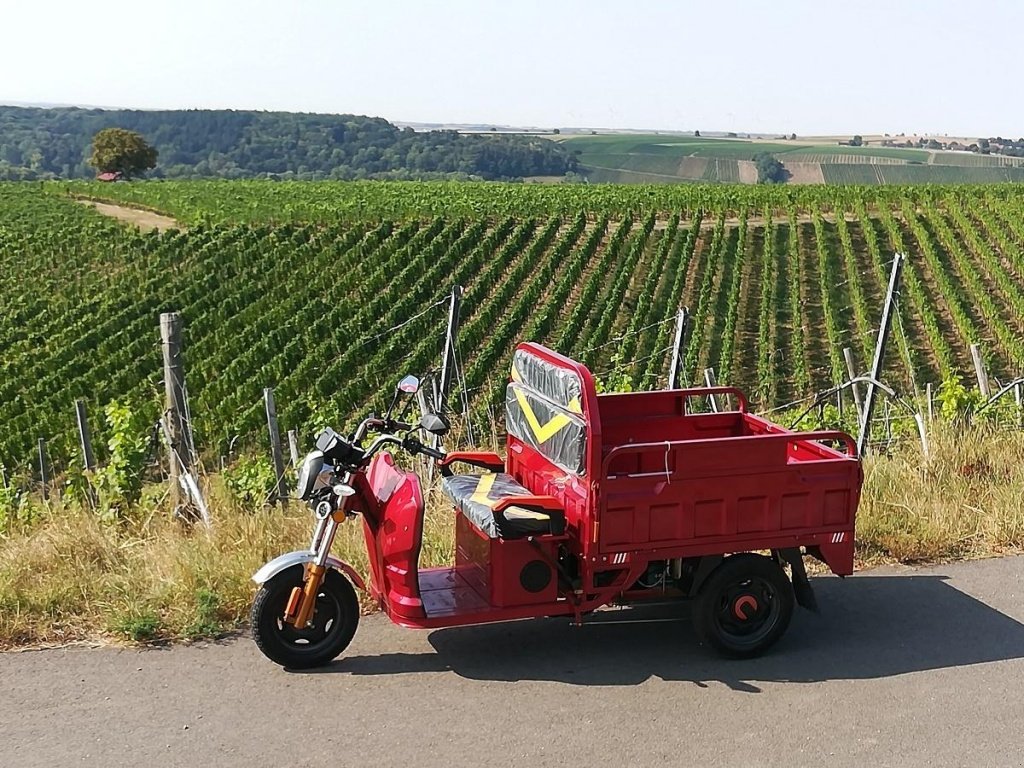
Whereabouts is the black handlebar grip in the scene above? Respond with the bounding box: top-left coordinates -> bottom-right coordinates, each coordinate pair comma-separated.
405,437 -> 445,461
421,445 -> 446,461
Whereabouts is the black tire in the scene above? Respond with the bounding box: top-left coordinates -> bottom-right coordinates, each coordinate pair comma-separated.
251,565 -> 359,669
692,553 -> 794,659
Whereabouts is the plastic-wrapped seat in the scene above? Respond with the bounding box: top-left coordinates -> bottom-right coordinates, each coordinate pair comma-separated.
441,473 -> 565,539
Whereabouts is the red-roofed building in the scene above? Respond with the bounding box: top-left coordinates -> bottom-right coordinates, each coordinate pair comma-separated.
96,171 -> 124,182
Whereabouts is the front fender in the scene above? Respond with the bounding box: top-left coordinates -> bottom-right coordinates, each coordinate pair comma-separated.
252,551 -> 366,592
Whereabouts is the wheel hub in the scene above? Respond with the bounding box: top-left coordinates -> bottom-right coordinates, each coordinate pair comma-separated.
733,594 -> 759,620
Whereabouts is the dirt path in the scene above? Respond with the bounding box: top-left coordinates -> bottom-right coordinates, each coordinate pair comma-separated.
77,199 -> 183,232
3,556 -> 1023,767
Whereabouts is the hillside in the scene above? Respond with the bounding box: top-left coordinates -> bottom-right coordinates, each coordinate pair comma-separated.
0,106 -> 576,181
3,181 -> 1024,470
566,134 -> 1024,185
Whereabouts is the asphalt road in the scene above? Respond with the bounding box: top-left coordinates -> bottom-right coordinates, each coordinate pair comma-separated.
3,557 -> 1024,768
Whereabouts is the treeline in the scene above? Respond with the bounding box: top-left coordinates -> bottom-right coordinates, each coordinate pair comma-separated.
880,135 -> 1024,157
0,106 -> 577,181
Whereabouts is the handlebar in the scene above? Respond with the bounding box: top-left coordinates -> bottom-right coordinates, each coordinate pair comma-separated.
403,437 -> 446,461
354,417 -> 413,443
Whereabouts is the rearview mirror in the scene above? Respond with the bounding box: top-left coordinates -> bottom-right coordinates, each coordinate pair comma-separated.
386,375 -> 421,421
420,412 -> 450,437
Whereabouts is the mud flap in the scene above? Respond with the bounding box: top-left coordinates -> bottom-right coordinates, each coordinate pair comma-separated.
779,548 -> 818,613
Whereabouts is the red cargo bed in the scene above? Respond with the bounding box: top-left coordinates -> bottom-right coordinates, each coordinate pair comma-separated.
594,387 -> 862,575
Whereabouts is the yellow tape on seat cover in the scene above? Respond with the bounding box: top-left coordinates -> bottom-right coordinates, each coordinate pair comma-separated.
513,386 -> 576,444
469,473 -> 498,508
511,363 -> 583,415
468,477 -> 550,521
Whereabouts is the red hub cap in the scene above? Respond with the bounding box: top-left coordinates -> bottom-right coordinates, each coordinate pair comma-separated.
733,594 -> 759,620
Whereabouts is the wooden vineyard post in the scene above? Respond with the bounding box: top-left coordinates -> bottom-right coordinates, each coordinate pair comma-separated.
37,438 -> 48,501
430,285 -> 463,469
843,347 -> 863,423
915,413 -> 930,458
703,368 -> 720,413
264,388 -> 288,504
439,285 -> 464,414
75,400 -> 99,507
667,307 -> 690,390
160,312 -> 200,522
857,253 -> 903,457
75,400 -> 96,471
970,344 -> 991,398
288,429 -> 300,468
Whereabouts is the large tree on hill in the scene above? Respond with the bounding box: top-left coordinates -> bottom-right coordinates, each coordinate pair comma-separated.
89,128 -> 158,178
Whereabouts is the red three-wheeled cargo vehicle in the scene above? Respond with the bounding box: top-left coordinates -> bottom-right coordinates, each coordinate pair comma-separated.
252,343 -> 863,668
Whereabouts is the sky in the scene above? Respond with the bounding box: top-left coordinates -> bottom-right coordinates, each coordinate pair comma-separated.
1,0 -> 1020,137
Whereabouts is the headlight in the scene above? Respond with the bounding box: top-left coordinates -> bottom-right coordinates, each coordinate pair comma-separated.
296,450 -> 324,501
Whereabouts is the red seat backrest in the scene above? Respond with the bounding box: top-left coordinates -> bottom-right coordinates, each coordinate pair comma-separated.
503,344 -> 601,540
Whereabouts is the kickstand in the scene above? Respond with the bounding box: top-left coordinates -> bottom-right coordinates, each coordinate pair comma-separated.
781,548 -> 819,613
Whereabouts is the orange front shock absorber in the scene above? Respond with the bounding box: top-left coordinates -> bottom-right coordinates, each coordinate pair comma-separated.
290,563 -> 327,628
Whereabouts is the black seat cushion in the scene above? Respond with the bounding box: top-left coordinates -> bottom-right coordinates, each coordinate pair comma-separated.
441,473 -> 566,539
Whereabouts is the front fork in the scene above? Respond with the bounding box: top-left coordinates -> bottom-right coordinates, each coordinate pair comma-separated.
285,473 -> 353,628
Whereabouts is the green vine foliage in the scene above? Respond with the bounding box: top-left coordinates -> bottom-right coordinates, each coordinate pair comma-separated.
937,375 -> 984,423
0,475 -> 39,535
222,454 -> 278,508
593,350 -> 635,394
93,399 -> 157,521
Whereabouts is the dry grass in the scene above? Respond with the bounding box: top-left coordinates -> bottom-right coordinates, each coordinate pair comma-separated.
858,424 -> 1024,564
1,426 -> 1022,648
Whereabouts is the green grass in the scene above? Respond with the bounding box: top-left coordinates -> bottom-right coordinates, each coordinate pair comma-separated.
821,164 -> 885,184
930,153 -> 1024,167
878,165 -> 1024,184
582,167 -> 696,184
565,134 -> 1022,183
567,135 -> 799,162
803,145 -> 930,162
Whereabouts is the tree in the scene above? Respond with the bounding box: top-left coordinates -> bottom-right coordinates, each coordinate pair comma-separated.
753,152 -> 787,184
89,128 -> 158,178
694,130 -> 701,137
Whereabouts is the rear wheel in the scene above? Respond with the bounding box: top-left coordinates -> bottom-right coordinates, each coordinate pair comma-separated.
251,565 -> 359,669
693,553 -> 794,658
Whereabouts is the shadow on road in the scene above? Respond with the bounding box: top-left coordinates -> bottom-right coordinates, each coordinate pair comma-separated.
300,575 -> 1024,691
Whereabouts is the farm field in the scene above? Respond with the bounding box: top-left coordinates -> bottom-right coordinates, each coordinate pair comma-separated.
563,134 -> 1024,184
4,181 -> 1024,470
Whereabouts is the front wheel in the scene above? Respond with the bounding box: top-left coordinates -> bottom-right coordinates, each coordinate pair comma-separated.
251,565 -> 359,668
693,553 -> 794,659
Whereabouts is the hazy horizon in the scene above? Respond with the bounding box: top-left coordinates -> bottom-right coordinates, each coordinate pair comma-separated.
2,0 -> 1021,138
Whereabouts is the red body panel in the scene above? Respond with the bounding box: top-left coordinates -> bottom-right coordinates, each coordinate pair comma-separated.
358,452 -> 427,622
349,343 -> 862,630
454,512 -> 559,607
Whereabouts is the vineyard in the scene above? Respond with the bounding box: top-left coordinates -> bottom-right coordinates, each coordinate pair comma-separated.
561,134 -> 1024,185
4,181 -> 1024,470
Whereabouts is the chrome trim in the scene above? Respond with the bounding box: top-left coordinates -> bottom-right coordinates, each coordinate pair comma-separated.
308,512 -> 329,554
252,550 -> 350,585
